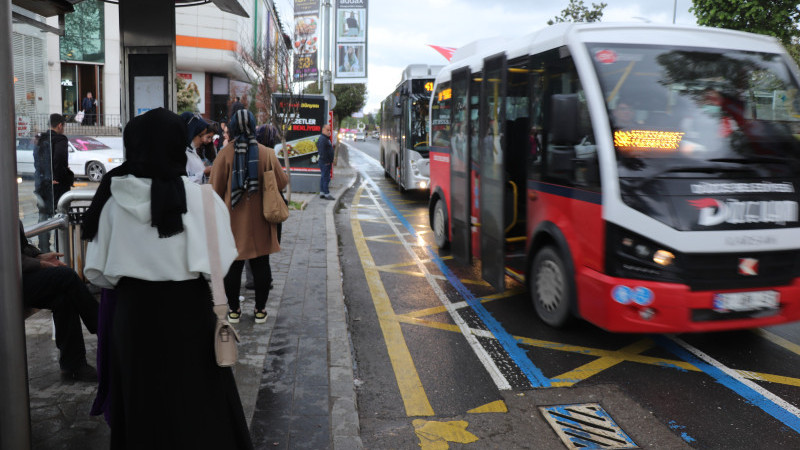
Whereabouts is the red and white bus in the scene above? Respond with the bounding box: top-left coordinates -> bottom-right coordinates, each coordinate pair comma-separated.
428,23 -> 800,333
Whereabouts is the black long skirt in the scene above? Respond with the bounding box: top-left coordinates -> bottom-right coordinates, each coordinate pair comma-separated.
110,277 -> 252,450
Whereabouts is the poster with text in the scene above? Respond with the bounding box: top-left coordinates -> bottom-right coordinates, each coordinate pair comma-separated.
272,94 -> 327,170
334,0 -> 368,83
293,0 -> 320,82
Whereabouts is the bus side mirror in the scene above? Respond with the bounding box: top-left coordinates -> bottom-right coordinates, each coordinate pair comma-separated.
393,102 -> 402,116
550,94 -> 579,145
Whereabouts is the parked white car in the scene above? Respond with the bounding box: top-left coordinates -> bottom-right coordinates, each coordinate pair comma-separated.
17,135 -> 124,182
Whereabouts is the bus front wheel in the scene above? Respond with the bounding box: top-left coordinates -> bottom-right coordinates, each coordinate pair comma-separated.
530,246 -> 572,327
433,199 -> 449,249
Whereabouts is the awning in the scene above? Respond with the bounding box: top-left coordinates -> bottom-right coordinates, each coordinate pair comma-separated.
13,1 -> 249,19
12,0 -> 73,17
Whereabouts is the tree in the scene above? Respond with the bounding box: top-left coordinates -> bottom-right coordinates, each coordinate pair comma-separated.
690,0 -> 800,65
175,77 -> 194,113
548,0 -> 607,25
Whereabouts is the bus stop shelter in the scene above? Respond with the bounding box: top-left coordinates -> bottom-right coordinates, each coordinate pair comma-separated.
0,1 -> 247,448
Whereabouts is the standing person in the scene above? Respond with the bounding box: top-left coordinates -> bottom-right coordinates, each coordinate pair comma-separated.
81,92 -> 97,126
82,108 -> 252,449
210,110 -> 288,324
200,121 -> 220,166
244,124 -> 285,290
34,113 -> 73,252
181,112 -> 213,184
20,220 -> 99,381
216,121 -> 230,151
230,96 -> 245,119
345,11 -> 360,36
317,123 -> 334,200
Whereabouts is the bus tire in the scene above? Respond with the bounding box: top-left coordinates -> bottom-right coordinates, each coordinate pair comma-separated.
433,199 -> 449,249
530,246 -> 572,328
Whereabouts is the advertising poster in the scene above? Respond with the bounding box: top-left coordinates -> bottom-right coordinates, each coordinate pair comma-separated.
177,71 -> 205,114
293,0 -> 320,82
133,76 -> 164,116
272,94 -> 327,171
334,0 -> 368,83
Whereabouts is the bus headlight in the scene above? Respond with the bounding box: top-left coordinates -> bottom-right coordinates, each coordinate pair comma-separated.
607,223 -> 680,282
653,250 -> 674,266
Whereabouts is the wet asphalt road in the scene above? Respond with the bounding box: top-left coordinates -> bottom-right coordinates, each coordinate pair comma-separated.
336,139 -> 800,449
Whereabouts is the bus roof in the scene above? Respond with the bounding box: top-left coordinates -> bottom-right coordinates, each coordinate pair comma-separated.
400,64 -> 445,84
437,22 -> 786,83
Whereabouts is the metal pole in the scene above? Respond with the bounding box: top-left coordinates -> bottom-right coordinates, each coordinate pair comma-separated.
673,0 -> 677,24
0,0 -> 33,447
322,0 -> 332,121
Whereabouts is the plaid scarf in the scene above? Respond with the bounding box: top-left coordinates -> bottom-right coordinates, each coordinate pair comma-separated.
229,109 -> 260,207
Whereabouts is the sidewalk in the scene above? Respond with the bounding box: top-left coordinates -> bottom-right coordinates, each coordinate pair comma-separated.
24,145 -> 361,449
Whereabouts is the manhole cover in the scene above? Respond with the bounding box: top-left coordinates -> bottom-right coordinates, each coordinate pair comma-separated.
540,403 -> 637,449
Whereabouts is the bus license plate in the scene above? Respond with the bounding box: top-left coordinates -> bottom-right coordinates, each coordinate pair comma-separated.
712,291 -> 779,312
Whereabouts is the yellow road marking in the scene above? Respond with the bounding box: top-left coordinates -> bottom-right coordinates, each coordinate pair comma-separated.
376,269 -> 491,286
401,290 -> 525,319
350,186 -> 434,417
397,316 -> 460,333
413,419 -> 479,449
754,329 -> 800,357
468,400 -> 508,414
396,315 -> 800,389
365,236 -> 405,245
379,268 -> 429,277
550,339 -> 654,387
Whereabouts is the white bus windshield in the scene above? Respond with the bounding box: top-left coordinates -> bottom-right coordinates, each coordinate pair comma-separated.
589,44 -> 800,179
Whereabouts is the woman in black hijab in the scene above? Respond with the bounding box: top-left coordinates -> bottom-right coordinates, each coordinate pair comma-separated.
83,108 -> 253,449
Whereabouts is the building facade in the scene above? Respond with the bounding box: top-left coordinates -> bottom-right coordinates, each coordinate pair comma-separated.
13,0 -> 288,136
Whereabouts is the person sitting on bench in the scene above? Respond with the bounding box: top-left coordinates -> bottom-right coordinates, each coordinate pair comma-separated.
19,219 -> 99,382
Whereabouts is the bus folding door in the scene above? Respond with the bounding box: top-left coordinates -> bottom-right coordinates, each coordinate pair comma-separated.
479,54 -> 508,291
450,68 -> 471,264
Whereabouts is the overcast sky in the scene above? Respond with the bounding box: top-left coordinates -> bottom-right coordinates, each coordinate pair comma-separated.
277,0 -> 699,114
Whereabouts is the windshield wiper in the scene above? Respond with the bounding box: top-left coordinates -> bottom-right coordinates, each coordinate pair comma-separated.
708,156 -> 792,165
626,162 -> 760,189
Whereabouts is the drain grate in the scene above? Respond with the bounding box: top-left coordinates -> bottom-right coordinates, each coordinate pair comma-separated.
540,403 -> 637,449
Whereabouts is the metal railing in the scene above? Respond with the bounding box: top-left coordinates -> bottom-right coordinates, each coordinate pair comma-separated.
20,113 -> 123,137
24,190 -> 97,276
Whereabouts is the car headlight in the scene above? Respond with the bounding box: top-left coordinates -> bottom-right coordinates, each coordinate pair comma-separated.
606,222 -> 680,282
108,158 -> 124,163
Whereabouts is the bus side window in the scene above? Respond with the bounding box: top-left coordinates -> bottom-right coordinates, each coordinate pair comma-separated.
531,49 -> 600,192
430,81 -> 451,149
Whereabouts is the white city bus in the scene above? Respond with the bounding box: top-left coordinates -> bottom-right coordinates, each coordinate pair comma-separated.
428,23 -> 800,332
380,64 -> 443,192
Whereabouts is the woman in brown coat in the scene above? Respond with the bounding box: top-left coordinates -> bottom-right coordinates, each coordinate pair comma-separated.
210,109 -> 288,324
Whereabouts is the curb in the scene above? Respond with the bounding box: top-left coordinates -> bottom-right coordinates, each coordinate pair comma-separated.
326,152 -> 363,449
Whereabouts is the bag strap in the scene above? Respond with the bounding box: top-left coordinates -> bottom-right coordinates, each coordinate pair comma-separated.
265,144 -> 274,172
201,185 -> 228,309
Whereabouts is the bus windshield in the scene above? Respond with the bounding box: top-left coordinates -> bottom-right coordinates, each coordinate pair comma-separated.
409,79 -> 432,153
589,44 -> 800,181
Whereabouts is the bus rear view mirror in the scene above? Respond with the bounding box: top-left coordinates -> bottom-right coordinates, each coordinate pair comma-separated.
393,102 -> 402,116
550,94 -> 579,145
